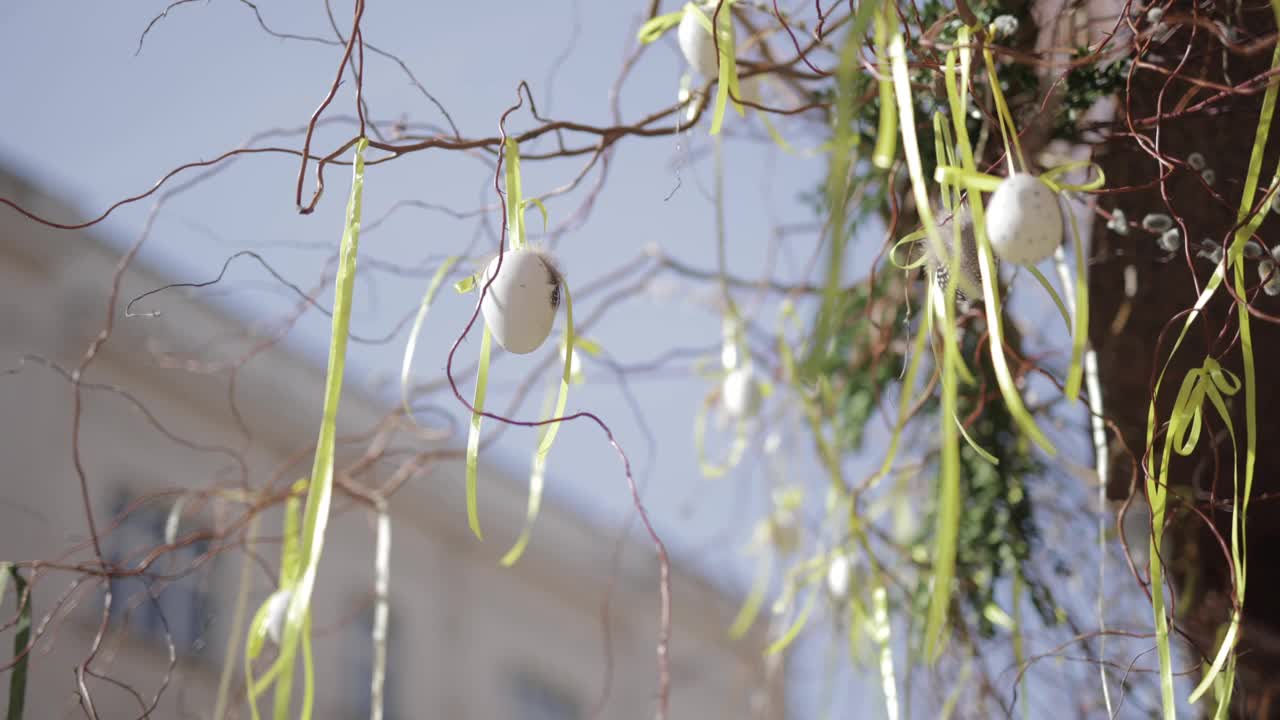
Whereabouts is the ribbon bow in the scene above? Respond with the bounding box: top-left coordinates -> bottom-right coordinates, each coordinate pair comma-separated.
1167,357 -> 1240,457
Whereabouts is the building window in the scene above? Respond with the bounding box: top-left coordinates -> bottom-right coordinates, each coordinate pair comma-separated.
103,491 -> 214,656
508,670 -> 582,720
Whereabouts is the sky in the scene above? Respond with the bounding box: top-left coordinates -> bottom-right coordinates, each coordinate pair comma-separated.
0,1 -> 893,717
0,0 -> 792,570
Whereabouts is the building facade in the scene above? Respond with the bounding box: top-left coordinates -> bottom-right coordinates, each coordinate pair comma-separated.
0,167 -> 784,719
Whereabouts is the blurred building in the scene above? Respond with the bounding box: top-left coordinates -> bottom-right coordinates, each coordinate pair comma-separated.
0,166 -> 783,719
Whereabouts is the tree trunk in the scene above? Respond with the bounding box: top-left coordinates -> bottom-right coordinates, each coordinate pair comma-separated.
1076,1 -> 1280,715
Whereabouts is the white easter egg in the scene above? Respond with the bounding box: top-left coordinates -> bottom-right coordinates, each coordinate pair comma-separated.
678,4 -> 721,79
984,173 -> 1063,265
480,248 -> 561,355
826,554 -> 851,599
263,589 -> 292,646
722,366 -> 762,419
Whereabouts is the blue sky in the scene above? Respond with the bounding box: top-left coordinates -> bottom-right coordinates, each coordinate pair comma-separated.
0,1 -> 898,716
1,0 -> 793,571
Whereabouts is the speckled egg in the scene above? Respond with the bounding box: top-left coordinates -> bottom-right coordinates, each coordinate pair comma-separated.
984,173 -> 1063,265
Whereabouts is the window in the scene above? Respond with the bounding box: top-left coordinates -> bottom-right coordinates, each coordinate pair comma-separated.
103,491 -> 214,656
508,670 -> 582,720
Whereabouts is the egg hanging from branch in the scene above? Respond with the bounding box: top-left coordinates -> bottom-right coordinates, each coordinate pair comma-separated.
721,366 -> 762,419
826,554 -> 851,599
263,589 -> 292,646
984,173 -> 1063,266
678,3 -> 720,79
479,248 -> 562,355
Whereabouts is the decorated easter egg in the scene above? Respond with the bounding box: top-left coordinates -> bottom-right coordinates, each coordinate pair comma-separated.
480,248 -> 562,355
984,173 -> 1063,265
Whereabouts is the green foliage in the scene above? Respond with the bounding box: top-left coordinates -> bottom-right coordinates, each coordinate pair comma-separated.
1055,52 -> 1128,139
951,357 -> 1041,637
803,0 -> 1062,224
803,272 -> 909,454
795,0 -> 1094,660
903,319 -> 1055,640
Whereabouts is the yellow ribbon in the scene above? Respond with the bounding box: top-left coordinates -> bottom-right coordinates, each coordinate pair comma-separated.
1167,358 -> 1240,458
